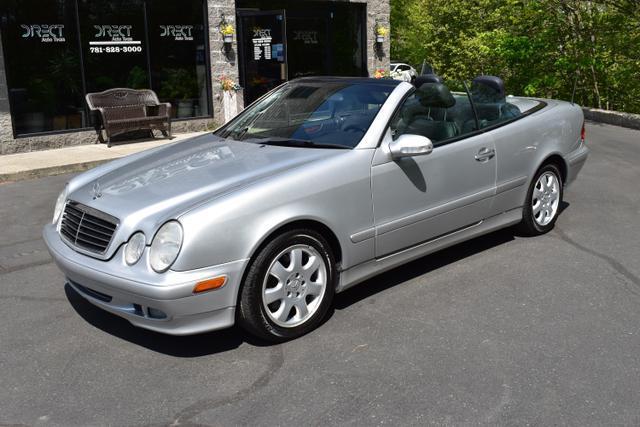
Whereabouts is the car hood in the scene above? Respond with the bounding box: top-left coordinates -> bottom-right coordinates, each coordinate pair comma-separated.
69,134 -> 343,232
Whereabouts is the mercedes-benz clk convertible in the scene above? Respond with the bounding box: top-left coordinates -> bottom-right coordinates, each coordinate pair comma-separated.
43,75 -> 589,341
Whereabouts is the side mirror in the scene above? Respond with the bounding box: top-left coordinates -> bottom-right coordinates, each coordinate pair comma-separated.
389,134 -> 433,159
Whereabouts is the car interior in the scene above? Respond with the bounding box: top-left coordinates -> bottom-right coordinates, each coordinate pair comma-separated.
393,75 -> 524,145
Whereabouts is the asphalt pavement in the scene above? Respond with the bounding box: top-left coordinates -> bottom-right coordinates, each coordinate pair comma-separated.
1,122 -> 640,426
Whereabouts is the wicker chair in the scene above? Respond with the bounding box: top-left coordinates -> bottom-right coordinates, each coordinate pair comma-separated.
86,88 -> 172,147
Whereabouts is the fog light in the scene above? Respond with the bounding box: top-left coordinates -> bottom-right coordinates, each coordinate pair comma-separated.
193,276 -> 227,294
147,307 -> 167,319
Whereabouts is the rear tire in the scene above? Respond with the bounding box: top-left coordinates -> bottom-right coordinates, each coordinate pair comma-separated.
517,164 -> 563,236
238,229 -> 336,342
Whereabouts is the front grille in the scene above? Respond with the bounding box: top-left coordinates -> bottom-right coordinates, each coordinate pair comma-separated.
60,201 -> 118,254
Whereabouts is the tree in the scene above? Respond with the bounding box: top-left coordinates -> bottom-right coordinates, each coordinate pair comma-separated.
391,0 -> 640,113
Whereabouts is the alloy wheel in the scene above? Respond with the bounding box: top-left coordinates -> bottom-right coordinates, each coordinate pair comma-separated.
532,171 -> 560,226
261,244 -> 327,328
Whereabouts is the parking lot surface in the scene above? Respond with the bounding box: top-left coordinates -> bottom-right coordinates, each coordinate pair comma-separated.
1,122 -> 640,426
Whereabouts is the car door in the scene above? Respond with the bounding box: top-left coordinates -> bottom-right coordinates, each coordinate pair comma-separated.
371,82 -> 497,257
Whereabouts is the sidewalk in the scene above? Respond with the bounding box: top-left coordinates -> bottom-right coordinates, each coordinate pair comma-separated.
0,132 -> 205,183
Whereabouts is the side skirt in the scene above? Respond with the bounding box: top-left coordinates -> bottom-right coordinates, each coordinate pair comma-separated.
336,208 -> 523,293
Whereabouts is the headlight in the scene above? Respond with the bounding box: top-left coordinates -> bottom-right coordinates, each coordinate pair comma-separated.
149,221 -> 183,273
125,232 -> 146,266
52,186 -> 68,224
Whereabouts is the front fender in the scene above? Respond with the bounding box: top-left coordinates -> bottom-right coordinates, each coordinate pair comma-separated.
172,149 -> 376,272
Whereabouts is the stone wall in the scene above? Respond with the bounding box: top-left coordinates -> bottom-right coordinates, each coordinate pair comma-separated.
0,31 -> 14,153
208,0 -> 244,120
0,119 -> 216,155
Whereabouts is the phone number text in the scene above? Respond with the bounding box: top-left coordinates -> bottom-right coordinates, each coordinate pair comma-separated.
90,46 -> 142,54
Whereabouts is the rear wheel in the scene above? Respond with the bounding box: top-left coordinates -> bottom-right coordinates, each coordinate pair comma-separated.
518,164 -> 563,236
238,229 -> 336,342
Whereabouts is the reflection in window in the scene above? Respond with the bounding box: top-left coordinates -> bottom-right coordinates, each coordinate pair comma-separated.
0,0 -> 85,135
218,81 -> 392,148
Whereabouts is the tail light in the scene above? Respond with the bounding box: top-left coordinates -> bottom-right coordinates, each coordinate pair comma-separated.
581,121 -> 586,143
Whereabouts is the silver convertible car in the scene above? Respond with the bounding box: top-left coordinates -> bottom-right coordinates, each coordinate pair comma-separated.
44,76 -> 589,341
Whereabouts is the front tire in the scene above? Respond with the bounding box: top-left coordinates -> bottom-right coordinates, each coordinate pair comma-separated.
518,164 -> 563,236
238,229 -> 336,342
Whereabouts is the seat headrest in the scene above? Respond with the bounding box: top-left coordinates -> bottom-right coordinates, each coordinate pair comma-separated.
471,75 -> 506,103
416,83 -> 456,109
414,74 -> 444,87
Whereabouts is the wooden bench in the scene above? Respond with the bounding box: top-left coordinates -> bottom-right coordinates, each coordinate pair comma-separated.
86,88 -> 172,147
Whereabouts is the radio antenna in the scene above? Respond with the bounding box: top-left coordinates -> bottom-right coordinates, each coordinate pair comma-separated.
571,70 -> 580,105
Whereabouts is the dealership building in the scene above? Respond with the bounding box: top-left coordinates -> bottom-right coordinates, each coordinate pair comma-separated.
0,0 -> 390,154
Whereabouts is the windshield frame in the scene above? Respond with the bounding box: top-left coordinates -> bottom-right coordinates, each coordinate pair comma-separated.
214,78 -> 403,150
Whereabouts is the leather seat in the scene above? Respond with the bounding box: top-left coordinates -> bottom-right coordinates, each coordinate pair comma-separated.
471,75 -> 522,125
413,74 -> 444,88
405,83 -> 459,142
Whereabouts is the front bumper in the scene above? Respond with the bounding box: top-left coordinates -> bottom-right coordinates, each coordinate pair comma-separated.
43,224 -> 248,335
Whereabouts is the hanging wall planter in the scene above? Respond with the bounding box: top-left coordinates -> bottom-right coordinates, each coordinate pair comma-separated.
220,22 -> 235,46
375,24 -> 388,44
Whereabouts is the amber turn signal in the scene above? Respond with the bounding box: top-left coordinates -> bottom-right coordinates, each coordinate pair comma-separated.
193,276 -> 227,294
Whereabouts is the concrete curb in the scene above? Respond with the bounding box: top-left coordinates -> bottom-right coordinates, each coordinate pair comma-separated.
582,107 -> 640,131
0,159 -> 110,184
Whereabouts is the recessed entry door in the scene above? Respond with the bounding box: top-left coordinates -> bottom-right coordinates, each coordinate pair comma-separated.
237,10 -> 287,106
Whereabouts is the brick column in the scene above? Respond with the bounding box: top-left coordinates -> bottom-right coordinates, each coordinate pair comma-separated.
0,31 -> 15,154
208,0 -> 243,124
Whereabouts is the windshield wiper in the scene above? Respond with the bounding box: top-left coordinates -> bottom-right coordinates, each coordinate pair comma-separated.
248,137 -> 351,149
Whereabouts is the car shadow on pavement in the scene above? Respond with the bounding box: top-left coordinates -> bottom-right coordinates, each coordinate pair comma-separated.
335,201 -> 570,309
64,284 -> 263,357
333,227 -> 517,310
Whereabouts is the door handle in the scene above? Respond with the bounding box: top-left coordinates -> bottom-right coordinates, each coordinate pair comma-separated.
475,147 -> 495,161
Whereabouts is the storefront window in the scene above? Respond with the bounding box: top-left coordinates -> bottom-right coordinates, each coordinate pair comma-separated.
147,0 -> 210,118
0,0 -> 211,137
78,0 -> 148,93
0,0 -> 85,135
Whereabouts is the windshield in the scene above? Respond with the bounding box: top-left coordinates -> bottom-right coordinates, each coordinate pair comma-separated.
215,80 -> 395,148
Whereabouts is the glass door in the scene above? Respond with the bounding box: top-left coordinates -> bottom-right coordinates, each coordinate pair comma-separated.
237,10 -> 287,106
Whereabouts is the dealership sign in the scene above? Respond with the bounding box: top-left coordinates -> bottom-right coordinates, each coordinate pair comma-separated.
252,28 -> 272,60
94,25 -> 133,41
160,25 -> 194,41
293,30 -> 318,45
20,24 -> 65,42
89,24 -> 142,54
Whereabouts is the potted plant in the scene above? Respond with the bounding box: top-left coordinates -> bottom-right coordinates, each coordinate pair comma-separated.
374,67 -> 390,79
159,68 -> 199,118
375,25 -> 388,43
219,75 -> 241,123
221,23 -> 234,44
